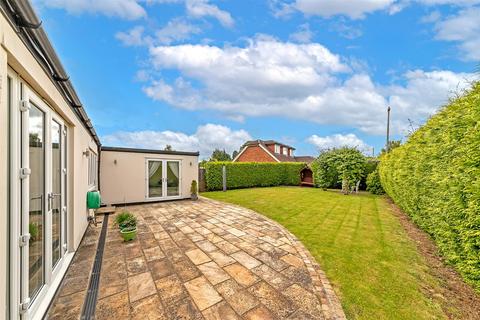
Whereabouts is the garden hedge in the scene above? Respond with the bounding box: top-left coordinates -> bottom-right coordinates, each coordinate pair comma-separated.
204,162 -> 305,191
379,82 -> 480,291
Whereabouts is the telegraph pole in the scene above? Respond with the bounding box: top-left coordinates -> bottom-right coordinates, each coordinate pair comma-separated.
386,106 -> 391,152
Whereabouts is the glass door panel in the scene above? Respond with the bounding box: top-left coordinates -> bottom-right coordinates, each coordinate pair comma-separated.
51,120 -> 62,268
148,160 -> 163,198
28,104 -> 45,299
166,161 -> 180,197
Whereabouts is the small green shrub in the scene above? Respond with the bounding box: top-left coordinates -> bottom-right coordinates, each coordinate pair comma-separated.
366,168 -> 384,195
204,162 -> 305,191
379,82 -> 480,291
29,223 -> 39,242
120,216 -> 137,232
191,180 -> 198,195
115,211 -> 134,227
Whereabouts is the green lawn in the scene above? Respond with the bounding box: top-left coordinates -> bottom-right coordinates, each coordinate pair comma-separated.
202,187 -> 450,320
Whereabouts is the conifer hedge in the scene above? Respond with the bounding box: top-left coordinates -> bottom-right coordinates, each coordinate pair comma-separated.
379,83 -> 480,291
204,162 -> 305,191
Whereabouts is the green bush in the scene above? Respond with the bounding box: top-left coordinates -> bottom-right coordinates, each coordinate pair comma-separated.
204,162 -> 305,191
311,147 -> 367,192
379,82 -> 480,291
366,168 -> 384,195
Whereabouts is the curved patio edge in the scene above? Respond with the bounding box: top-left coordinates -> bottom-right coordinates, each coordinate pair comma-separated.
200,196 -> 347,320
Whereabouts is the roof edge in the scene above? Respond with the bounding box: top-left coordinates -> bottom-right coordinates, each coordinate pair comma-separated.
101,146 -> 199,157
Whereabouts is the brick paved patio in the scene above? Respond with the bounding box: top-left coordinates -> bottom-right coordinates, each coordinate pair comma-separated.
47,198 -> 345,319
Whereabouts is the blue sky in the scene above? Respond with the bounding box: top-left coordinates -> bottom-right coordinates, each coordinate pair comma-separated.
32,0 -> 479,158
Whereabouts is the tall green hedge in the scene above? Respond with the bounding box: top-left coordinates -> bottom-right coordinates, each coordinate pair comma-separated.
204,162 -> 305,191
379,82 -> 480,291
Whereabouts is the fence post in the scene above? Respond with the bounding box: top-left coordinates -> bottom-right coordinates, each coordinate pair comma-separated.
222,165 -> 227,192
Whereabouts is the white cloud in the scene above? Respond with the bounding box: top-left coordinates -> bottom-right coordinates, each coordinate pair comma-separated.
141,37 -> 476,135
155,18 -> 202,44
307,133 -> 372,152
102,124 -> 251,158
185,0 -> 234,27
116,26 -> 151,46
293,0 -> 397,19
433,7 -> 480,61
289,23 -> 314,43
34,0 -> 146,20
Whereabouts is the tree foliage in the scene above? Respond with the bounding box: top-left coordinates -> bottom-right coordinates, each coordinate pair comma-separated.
311,147 -> 367,193
210,149 -> 232,162
366,168 -> 384,195
379,82 -> 480,291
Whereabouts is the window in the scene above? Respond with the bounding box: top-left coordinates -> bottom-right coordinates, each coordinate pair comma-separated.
289,149 -> 293,156
88,150 -> 98,188
274,144 -> 280,154
282,147 -> 288,155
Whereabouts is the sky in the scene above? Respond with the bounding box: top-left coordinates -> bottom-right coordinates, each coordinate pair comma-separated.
31,0 -> 479,158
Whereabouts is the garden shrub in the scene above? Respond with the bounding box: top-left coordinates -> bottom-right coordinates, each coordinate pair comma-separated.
379,82 -> 480,291
204,162 -> 305,191
366,168 -> 384,195
311,147 -> 367,192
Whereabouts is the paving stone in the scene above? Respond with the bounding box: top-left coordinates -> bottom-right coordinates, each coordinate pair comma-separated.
184,276 -> 223,311
255,251 -> 289,272
143,246 -> 165,261
164,297 -> 203,320
216,241 -> 240,254
248,281 -> 296,318
186,248 -> 212,265
127,272 -> 157,302
126,256 -> 148,275
283,283 -> 325,319
203,301 -> 241,320
96,290 -> 130,320
226,289 -> 259,315
252,264 -> 291,290
155,274 -> 188,304
198,261 -> 230,285
47,290 -> 85,320
224,263 -> 259,287
196,240 -> 218,253
173,259 -> 202,282
215,278 -> 242,299
231,251 -> 262,269
148,259 -> 174,280
130,294 -> 167,320
208,250 -> 236,267
244,305 -> 276,320
281,254 -> 305,268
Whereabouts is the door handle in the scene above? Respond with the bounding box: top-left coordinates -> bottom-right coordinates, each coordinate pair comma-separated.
48,193 -> 61,211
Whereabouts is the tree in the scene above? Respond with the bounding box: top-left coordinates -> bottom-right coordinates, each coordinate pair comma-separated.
311,147 -> 367,194
210,149 -> 232,162
232,150 -> 239,160
164,145 -> 173,151
380,140 -> 401,155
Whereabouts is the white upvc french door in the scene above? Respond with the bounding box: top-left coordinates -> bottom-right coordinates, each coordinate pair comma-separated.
146,159 -> 182,200
9,71 -> 70,320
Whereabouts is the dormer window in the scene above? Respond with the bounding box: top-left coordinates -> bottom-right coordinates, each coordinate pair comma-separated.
282,147 -> 288,155
274,144 -> 280,154
289,149 -> 293,156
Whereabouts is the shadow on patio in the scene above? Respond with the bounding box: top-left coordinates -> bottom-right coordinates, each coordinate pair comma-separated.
47,198 -> 345,320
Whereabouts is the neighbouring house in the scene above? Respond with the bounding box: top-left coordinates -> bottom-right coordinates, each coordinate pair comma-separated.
0,3 -> 198,319
233,140 -> 315,186
233,140 -> 315,163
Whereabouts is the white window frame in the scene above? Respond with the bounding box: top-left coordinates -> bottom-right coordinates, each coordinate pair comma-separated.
274,144 -> 280,154
282,147 -> 288,155
145,158 -> 182,201
88,150 -> 98,189
8,68 -> 74,320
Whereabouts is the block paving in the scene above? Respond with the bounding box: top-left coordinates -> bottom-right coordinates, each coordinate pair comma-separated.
47,198 -> 345,319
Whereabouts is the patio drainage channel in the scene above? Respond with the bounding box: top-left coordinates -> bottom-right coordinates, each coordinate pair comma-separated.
80,214 -> 109,320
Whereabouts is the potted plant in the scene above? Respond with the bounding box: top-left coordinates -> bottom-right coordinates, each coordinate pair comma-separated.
190,180 -> 198,200
116,212 -> 138,241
